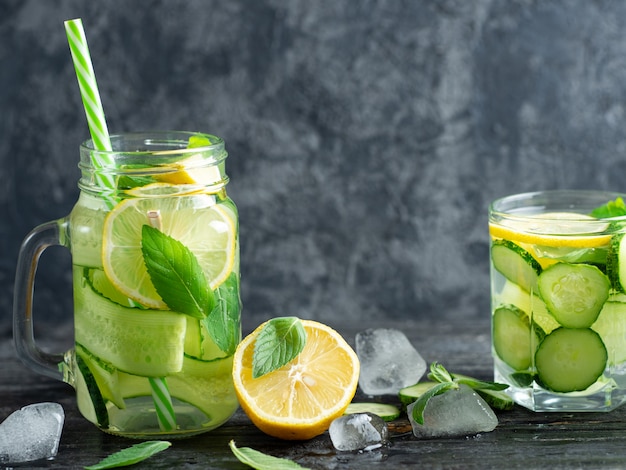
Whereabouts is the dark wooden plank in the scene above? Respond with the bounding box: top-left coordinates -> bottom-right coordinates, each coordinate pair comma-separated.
3,319 -> 626,469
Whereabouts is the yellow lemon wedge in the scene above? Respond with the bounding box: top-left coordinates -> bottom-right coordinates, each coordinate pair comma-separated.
155,153 -> 224,188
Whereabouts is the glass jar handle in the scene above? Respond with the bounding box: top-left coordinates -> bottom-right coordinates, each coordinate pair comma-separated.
13,219 -> 68,380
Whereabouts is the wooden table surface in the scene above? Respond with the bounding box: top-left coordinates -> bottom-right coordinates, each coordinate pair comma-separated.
2,318 -> 626,469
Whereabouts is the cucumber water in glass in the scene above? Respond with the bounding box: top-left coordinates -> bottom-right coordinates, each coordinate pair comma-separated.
489,190 -> 626,412
14,132 -> 241,438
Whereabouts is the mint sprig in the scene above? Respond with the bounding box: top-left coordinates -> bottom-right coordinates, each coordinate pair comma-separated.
141,224 -> 215,318
229,440 -> 309,470
252,317 -> 307,379
590,196 -> 626,218
85,441 -> 171,469
411,362 -> 508,425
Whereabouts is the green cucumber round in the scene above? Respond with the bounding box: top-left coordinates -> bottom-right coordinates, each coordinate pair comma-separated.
535,327 -> 607,393
538,263 -> 609,328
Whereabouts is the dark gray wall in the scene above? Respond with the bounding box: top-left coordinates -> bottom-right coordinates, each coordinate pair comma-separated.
2,0 -> 626,333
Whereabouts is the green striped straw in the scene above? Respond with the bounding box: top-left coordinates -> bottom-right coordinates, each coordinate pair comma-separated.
64,18 -> 177,433
64,19 -> 115,193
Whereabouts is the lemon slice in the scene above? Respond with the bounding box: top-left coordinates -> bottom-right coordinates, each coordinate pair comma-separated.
124,182 -> 208,198
232,319 -> 360,440
102,194 -> 236,309
489,212 -> 611,248
156,153 -> 224,188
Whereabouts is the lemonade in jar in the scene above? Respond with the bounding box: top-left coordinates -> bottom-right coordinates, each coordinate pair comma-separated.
489,190 -> 626,412
15,132 -> 241,438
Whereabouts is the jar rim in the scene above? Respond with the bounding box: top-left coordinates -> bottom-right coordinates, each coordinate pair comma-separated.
489,189 -> 626,223
80,131 -> 224,154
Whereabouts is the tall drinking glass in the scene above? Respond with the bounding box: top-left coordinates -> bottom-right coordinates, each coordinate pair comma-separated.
489,190 -> 626,412
14,131 -> 241,438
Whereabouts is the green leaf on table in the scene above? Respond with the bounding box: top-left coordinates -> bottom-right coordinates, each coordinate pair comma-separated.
203,272 -> 241,355
411,381 -> 458,425
141,225 -> 215,318
229,440 -> 310,470
590,196 -> 626,218
84,440 -> 171,469
252,317 -> 307,379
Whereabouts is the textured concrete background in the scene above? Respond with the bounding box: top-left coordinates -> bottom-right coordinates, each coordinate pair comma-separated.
2,0 -> 626,334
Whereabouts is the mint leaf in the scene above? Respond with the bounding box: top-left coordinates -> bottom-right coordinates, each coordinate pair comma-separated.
427,363 -> 508,392
427,362 -> 453,383
252,317 -> 307,379
590,197 -> 626,218
411,381 -> 457,425
85,441 -> 171,469
187,135 -> 213,148
203,272 -> 241,355
141,225 -> 215,318
229,440 -> 310,470
452,374 -> 509,391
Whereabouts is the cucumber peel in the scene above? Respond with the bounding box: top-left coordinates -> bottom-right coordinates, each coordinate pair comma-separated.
344,403 -> 400,421
75,353 -> 109,427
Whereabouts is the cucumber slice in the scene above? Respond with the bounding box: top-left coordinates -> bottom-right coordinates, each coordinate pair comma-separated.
89,268 -> 144,308
344,403 -> 400,421
533,245 -> 608,267
538,263 -> 609,328
398,382 -> 437,406
184,317 -> 228,361
495,280 -> 559,334
76,344 -> 125,409
491,240 -> 542,293
535,328 -> 607,393
493,305 -> 543,371
117,355 -> 238,427
473,388 -> 514,411
608,233 -> 626,292
75,353 -> 109,427
74,269 -> 187,376
592,301 -> 626,365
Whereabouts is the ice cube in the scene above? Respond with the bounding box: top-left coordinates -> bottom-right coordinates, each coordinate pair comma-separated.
329,412 -> 389,452
0,402 -> 65,464
407,384 -> 498,438
356,328 -> 426,395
